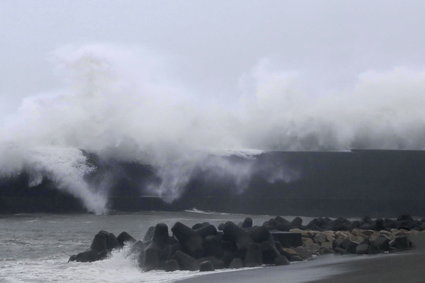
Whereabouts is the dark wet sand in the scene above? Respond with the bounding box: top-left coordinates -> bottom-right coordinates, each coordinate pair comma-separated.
180,233 -> 425,283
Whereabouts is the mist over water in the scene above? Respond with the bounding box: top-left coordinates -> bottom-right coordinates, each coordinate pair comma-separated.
1,44 -> 425,213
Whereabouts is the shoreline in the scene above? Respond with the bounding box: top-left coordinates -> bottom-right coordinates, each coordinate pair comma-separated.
179,233 -> 425,283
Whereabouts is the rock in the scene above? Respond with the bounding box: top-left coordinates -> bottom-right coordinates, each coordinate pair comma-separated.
90,231 -> 119,252
274,255 -> 290,265
69,249 -> 108,262
142,243 -> 161,271
203,235 -> 224,258
374,218 -> 385,231
164,259 -> 179,271
229,257 -> 243,268
199,260 -> 215,272
173,250 -> 199,271
294,246 -> 312,260
153,223 -> 169,247
117,232 -> 136,247
244,243 -> 263,267
260,241 -> 280,264
249,226 -> 271,243
143,226 -> 155,242
290,217 -> 303,229
349,220 -> 361,230
356,243 -> 369,254
302,237 -> 314,246
242,217 -> 253,228
383,219 -> 398,230
331,217 -> 351,231
340,238 -> 358,254
320,241 -> 333,250
223,221 -> 252,251
192,222 -> 209,230
271,231 -> 302,247
279,247 -> 297,258
397,215 -> 416,230
195,224 -> 217,238
306,218 -> 332,231
172,222 -> 204,258
390,236 -> 411,250
198,257 -> 225,269
371,235 -> 390,252
128,240 -> 145,257
303,242 -> 321,255
318,247 -> 333,254
222,250 -> 237,267
334,247 -> 348,254
313,233 -> 327,244
274,216 -> 291,231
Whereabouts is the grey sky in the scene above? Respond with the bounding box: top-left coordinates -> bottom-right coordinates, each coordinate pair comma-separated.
1,0 -> 425,116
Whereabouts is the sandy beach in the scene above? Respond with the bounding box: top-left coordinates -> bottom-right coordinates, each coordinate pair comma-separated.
180,233 -> 425,283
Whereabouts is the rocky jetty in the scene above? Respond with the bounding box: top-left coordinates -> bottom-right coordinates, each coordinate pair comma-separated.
69,214 -> 423,271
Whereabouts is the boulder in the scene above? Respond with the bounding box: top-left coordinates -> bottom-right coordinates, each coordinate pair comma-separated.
306,218 -> 332,231
90,230 -> 119,252
223,221 -> 252,251
117,231 -> 136,247
128,240 -> 145,257
260,241 -> 280,264
290,217 -> 303,229
244,243 -> 263,267
153,223 -> 169,247
390,236 -> 411,250
198,257 -> 225,269
143,226 -> 155,242
229,257 -> 243,268
164,259 -> 179,272
203,235 -> 224,258
195,224 -> 217,238
349,220 -> 361,230
355,243 -> 369,254
374,218 -> 385,231
172,222 -> 204,258
271,231 -> 302,247
242,217 -> 253,228
274,216 -> 291,231
199,260 -> 215,272
69,249 -> 108,262
397,215 -> 416,230
222,250 -> 237,267
249,226 -> 271,243
141,243 -> 161,271
279,247 -> 297,258
370,235 -> 390,252
340,238 -> 358,254
173,250 -> 199,271
383,219 -> 398,230
313,233 -> 327,244
294,246 -> 312,260
192,222 -> 209,230
331,217 -> 351,231
274,255 -> 290,266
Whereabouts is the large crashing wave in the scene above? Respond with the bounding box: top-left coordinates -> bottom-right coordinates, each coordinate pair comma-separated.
1,44 -> 425,213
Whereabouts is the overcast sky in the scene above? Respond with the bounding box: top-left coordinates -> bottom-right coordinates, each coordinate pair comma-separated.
1,0 -> 425,117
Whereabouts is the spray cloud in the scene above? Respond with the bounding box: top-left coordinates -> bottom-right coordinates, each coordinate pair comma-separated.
1,44 -> 425,213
